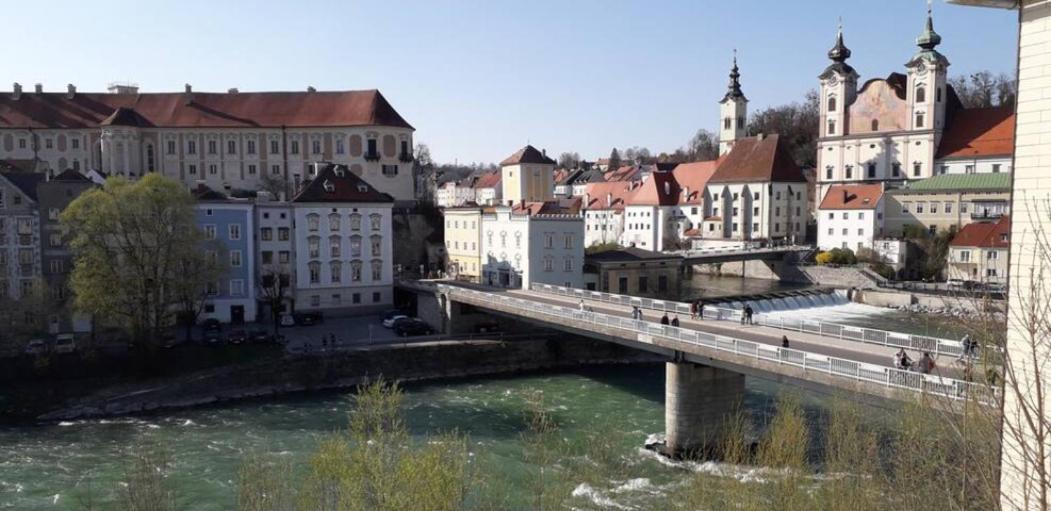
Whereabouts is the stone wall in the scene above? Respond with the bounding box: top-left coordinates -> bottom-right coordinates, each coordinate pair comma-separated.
692,260 -> 877,289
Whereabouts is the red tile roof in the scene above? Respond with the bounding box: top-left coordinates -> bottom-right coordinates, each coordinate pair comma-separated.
818,183 -> 884,210
293,164 -> 393,203
708,134 -> 806,184
951,216 -> 1010,249
672,160 -> 720,204
936,106 -> 1015,159
582,181 -> 636,211
500,145 -> 555,166
603,165 -> 643,182
628,172 -> 680,206
471,171 -> 501,189
0,89 -> 413,129
510,198 -> 580,215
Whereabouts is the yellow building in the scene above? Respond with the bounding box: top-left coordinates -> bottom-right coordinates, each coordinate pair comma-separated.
442,207 -> 483,282
883,173 -> 1011,236
500,145 -> 555,205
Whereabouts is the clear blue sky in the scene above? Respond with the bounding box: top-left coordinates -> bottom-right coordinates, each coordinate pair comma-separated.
1,1 -> 1018,165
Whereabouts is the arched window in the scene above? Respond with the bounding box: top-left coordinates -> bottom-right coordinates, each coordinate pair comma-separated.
915,113 -> 925,128
723,117 -> 731,130
871,119 -> 879,131
827,120 -> 836,135
827,96 -> 837,112
329,235 -> 341,258
915,86 -> 926,103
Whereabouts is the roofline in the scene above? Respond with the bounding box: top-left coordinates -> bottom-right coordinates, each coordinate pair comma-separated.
818,128 -> 937,142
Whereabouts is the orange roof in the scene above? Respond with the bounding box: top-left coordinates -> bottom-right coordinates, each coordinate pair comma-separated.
501,145 -> 555,166
472,171 -> 501,189
672,160 -> 720,204
819,184 -> 884,210
937,106 -> 1015,159
628,172 -> 680,206
582,181 -> 637,211
603,165 -> 643,182
0,89 -> 412,129
951,216 -> 1010,249
510,198 -> 581,216
709,134 -> 806,184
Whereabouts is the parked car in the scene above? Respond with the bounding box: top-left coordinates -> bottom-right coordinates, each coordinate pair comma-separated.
249,329 -> 271,344
393,319 -> 435,337
227,329 -> 248,345
203,330 -> 223,345
382,313 -> 409,328
202,318 -> 222,332
294,312 -> 324,326
54,334 -> 76,354
279,314 -> 296,327
24,339 -> 48,356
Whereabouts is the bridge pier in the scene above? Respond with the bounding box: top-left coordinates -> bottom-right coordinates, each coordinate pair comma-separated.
664,361 -> 745,458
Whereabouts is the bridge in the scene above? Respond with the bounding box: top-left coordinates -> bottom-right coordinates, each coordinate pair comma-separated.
673,244 -> 812,265
397,279 -> 995,456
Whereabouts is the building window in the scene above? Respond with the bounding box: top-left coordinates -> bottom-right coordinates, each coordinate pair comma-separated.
892,163 -> 901,177
871,119 -> 879,131
916,203 -> 925,214
248,164 -> 257,175
208,140 -> 217,154
307,214 -> 320,231
945,202 -> 953,214
827,96 -> 836,112
230,279 -> 244,296
825,165 -> 833,180
915,86 -> 926,103
230,250 -> 242,267
563,257 -> 573,271
278,227 -> 290,241
827,120 -> 836,135
336,139 -> 345,154
371,260 -> 382,280
543,257 -> 553,272
312,140 -> 321,154
290,140 -> 299,154
309,262 -> 320,284
564,234 -> 573,249
229,224 -> 241,240
992,164 -> 1002,173
350,236 -> 362,257
352,293 -> 361,304
204,225 -> 217,239
915,113 -> 925,128
857,228 -> 864,236
965,165 -> 975,174
329,213 -> 341,231
308,236 -> 320,258
845,165 -> 853,179
187,140 -> 197,155
370,235 -> 381,256
913,163 -> 921,177
351,260 -> 362,281
724,117 -> 731,129
279,251 -> 290,264
350,214 -> 362,231
146,145 -> 155,170
382,165 -> 399,177
17,139 -> 25,149
959,250 -> 970,262
930,202 -> 939,214
987,250 -> 999,260
270,140 -> 280,154
247,140 -> 256,154
261,251 -> 273,264
867,163 -> 876,179
209,164 -> 217,175
330,261 -> 342,283
310,295 -> 320,307
987,269 -> 998,277
332,293 -> 341,305
373,291 -> 382,303
330,236 -> 341,258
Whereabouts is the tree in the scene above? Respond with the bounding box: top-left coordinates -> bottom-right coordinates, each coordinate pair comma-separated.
607,148 -> 622,170
171,239 -> 227,342
0,279 -> 57,351
686,129 -> 720,161
950,71 -> 1017,109
413,143 -> 436,202
747,89 -> 819,169
257,267 -> 292,336
257,172 -> 286,199
557,152 -> 580,169
61,174 -> 222,347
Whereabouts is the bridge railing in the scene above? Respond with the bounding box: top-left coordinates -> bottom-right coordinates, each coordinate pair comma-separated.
440,284 -> 994,403
528,283 -> 968,358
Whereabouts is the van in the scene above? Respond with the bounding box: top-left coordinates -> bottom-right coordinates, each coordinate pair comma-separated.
54,334 -> 76,354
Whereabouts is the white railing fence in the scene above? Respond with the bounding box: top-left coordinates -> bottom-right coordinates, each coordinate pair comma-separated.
438,284 -> 994,403
528,283 -> 968,357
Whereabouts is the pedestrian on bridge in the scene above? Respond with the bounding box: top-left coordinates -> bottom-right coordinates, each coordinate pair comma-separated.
742,304 -> 754,325
660,313 -> 670,325
671,315 -> 680,327
698,301 -> 705,320
689,301 -> 697,319
579,299 -> 586,312
632,306 -> 642,321
917,352 -> 936,375
781,335 -> 789,348
894,348 -> 912,371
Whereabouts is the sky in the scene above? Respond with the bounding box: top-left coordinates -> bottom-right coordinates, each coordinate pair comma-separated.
1,1 -> 1019,165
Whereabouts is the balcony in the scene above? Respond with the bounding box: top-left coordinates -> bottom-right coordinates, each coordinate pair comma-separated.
970,211 -> 1005,221
364,151 -> 381,162
399,152 -> 414,163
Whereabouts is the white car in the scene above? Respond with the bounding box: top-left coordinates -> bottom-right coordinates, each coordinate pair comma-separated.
54,334 -> 76,354
279,314 -> 296,327
382,315 -> 408,328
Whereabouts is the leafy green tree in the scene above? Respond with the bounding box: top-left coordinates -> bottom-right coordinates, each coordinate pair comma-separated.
61,174 -> 223,347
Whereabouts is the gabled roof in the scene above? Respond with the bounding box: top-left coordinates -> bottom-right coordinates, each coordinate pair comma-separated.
708,134 -> 807,184
895,173 -> 1011,193
292,164 -> 393,203
582,181 -> 636,211
951,216 -> 1010,249
472,171 -> 501,189
0,89 -> 413,129
936,106 -> 1015,159
628,172 -> 680,206
510,198 -> 580,216
603,164 -> 645,183
0,171 -> 45,202
100,106 -> 152,127
52,168 -> 91,182
672,160 -> 720,205
500,145 -> 555,166
819,183 -> 884,210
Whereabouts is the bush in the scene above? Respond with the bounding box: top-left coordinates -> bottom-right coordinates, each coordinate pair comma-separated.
824,248 -> 857,265
870,262 -> 896,280
815,251 -> 833,265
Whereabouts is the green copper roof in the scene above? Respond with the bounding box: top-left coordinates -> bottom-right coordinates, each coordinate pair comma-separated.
904,173 -> 1011,192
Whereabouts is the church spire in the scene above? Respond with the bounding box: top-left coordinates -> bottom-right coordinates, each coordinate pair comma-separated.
721,50 -> 746,103
827,18 -> 852,63
915,0 -> 942,51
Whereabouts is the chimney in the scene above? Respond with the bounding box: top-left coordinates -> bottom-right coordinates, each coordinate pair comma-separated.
66,84 -> 76,99
11,83 -> 21,100
183,83 -> 193,105
757,132 -> 766,141
607,192 -> 612,207
34,83 -> 43,94
842,189 -> 848,203
228,87 -> 239,94
307,86 -> 316,93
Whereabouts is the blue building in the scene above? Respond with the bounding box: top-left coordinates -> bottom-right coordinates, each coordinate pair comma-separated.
194,187 -> 256,324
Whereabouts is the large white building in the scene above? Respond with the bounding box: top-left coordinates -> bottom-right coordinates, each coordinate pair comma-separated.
480,205 -> 583,289
290,163 -> 394,314
816,183 -> 885,251
0,85 -> 417,201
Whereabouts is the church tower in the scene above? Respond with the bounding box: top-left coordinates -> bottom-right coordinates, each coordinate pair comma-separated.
905,3 -> 949,134
818,22 -> 859,140
718,52 -> 747,156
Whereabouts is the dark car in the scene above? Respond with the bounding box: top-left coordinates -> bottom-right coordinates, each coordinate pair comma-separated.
227,329 -> 248,345
473,321 -> 500,334
203,330 -> 223,345
201,318 -> 222,332
293,312 -> 324,326
393,319 -> 435,337
249,329 -> 272,344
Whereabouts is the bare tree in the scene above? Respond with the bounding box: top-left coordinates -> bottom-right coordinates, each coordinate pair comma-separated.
258,172 -> 287,199
686,129 -> 720,161
171,239 -> 228,342
747,89 -> 819,169
950,71 -> 1017,109
258,267 -> 292,336
557,152 -> 581,169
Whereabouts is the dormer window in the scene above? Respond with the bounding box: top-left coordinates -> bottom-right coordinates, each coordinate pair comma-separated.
323,179 -> 335,192
334,167 -> 345,177
357,184 -> 368,193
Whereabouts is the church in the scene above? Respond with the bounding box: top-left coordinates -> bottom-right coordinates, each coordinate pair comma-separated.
814,8 -> 1015,251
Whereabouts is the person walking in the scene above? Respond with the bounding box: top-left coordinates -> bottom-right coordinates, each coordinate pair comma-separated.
918,352 -> 936,375
741,304 -> 747,325
894,348 -> 912,370
744,304 -> 754,325
671,315 -> 680,327
781,335 -> 789,348
660,313 -> 670,325
689,301 -> 697,320
579,299 -> 586,312
698,301 -> 705,321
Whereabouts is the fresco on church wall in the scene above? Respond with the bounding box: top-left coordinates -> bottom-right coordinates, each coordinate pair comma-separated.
849,80 -> 907,134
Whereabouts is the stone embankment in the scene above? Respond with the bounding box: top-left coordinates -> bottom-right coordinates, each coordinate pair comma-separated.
37,337 -> 659,422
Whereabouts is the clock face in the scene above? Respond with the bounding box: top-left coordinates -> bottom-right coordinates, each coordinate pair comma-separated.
828,76 -> 838,86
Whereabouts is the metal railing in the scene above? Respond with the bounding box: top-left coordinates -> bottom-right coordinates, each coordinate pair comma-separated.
529,283 -> 967,357
438,284 -> 993,403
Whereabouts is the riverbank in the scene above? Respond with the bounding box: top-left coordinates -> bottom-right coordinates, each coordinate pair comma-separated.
30,337 -> 660,423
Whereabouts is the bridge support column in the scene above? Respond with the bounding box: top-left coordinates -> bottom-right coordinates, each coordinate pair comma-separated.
665,362 -> 745,457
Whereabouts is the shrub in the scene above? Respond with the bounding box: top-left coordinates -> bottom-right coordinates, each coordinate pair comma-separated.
815,251 -> 833,265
